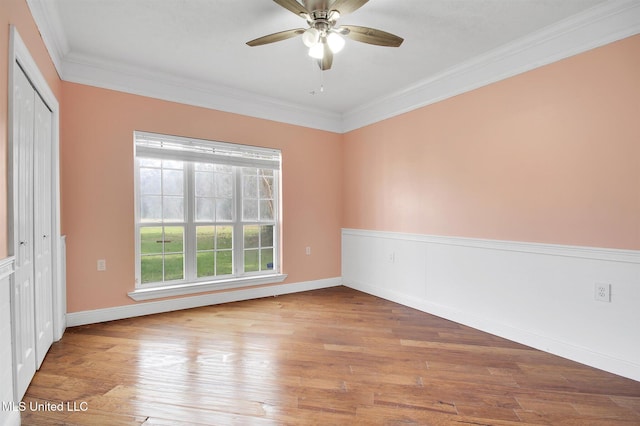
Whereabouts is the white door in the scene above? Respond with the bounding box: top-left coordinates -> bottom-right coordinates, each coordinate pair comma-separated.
12,65 -> 37,400
33,91 -> 54,368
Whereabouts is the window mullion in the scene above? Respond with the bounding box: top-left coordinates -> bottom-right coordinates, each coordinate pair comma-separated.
134,157 -> 141,286
233,166 -> 244,277
184,162 -> 196,281
273,173 -> 280,273
160,163 -> 166,281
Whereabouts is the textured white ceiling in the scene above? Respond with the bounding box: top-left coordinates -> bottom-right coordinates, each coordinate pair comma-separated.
32,0 -> 640,131
47,0 -> 608,116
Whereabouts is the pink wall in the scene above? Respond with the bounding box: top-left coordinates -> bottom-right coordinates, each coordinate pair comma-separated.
343,35 -> 640,251
61,83 -> 343,312
0,0 -> 62,258
4,0 -> 639,314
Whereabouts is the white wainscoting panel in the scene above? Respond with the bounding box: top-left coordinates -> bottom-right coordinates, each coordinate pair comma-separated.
0,257 -> 20,426
342,228 -> 640,381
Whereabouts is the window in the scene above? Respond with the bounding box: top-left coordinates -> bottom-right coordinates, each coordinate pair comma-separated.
133,131 -> 283,298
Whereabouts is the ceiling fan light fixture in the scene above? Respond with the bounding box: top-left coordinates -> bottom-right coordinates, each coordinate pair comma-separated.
327,32 -> 345,53
248,0 -> 404,71
308,42 -> 324,59
302,28 -> 320,47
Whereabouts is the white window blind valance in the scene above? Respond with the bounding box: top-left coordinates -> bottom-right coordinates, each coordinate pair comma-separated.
135,131 -> 281,170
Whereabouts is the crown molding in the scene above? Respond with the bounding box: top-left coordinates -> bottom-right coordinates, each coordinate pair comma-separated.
341,0 -> 640,132
26,0 -> 69,75
61,52 -> 343,133
27,0 -> 640,134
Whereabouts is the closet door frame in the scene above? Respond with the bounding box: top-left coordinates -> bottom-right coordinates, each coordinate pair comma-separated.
8,27 -> 64,367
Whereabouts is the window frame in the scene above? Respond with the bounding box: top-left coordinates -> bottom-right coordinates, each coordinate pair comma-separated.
130,132 -> 286,301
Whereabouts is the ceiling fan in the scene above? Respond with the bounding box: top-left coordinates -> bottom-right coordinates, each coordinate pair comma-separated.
246,0 -> 404,71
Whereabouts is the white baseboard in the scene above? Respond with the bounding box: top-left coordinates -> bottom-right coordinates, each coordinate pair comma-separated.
342,228 -> 640,382
67,277 -> 341,327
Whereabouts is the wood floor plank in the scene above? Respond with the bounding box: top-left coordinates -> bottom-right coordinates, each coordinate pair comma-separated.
22,286 -> 640,425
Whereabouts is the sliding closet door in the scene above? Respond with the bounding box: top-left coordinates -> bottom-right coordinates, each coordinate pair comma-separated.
33,92 -> 54,368
12,65 -> 37,400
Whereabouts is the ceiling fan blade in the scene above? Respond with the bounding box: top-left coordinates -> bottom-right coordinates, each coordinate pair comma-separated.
318,42 -> 333,70
273,0 -> 310,17
246,29 -> 305,47
340,25 -> 403,47
329,0 -> 369,15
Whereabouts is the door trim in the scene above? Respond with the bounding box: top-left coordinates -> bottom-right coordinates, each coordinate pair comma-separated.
8,27 -> 64,341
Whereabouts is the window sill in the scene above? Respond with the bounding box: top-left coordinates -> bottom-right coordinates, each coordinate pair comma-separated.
128,274 -> 288,301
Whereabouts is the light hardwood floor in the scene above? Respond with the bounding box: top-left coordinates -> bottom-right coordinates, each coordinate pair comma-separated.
22,286 -> 640,425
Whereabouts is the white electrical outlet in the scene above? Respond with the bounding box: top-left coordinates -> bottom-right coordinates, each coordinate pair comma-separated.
305,246 -> 311,256
97,259 -> 106,271
594,283 -> 611,302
